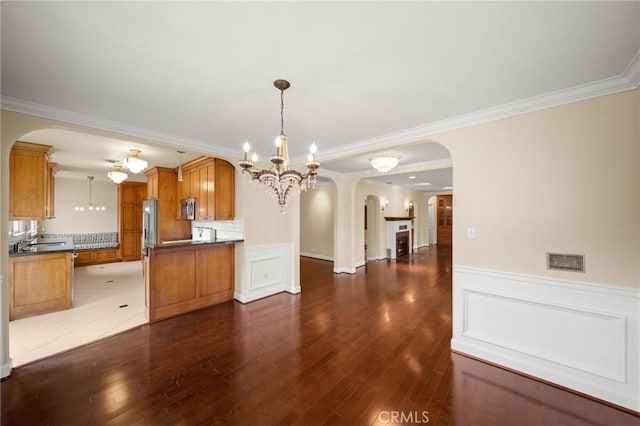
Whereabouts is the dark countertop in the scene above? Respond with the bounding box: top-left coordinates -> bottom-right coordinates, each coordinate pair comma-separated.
9,237 -> 76,257
150,238 -> 244,250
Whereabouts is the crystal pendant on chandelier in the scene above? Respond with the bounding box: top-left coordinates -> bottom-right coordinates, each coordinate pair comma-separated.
239,79 -> 320,213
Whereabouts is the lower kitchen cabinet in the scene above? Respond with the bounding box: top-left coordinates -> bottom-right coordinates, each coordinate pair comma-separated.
9,252 -> 72,320
145,243 -> 234,321
74,248 -> 120,266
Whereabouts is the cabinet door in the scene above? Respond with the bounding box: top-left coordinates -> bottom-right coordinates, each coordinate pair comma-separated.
10,147 -> 47,220
214,159 -> 235,220
199,164 -> 211,220
196,245 -> 233,298
46,162 -> 56,218
147,173 -> 159,199
10,253 -> 72,320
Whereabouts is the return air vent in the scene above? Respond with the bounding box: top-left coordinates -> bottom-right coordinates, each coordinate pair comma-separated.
547,253 -> 585,272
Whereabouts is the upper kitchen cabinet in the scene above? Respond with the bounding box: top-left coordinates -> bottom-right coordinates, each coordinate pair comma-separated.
214,158 -> 235,220
176,157 -> 235,221
145,166 -> 191,242
9,141 -> 55,220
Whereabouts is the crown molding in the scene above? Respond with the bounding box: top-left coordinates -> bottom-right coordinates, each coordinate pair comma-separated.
316,72 -> 639,163
623,49 -> 640,88
4,59 -> 639,168
0,96 -> 238,158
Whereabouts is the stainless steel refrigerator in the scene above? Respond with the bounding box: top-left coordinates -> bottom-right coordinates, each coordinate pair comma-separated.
142,199 -> 158,256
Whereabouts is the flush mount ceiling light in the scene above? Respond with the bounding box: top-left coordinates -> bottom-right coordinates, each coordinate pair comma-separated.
107,164 -> 128,184
74,176 -> 105,211
239,79 -> 320,212
123,149 -> 148,174
370,153 -> 400,173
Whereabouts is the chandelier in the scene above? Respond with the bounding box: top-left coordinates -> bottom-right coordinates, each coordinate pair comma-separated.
74,176 -> 105,211
108,164 -> 128,184
123,149 -> 148,173
239,79 -> 320,212
370,153 -> 400,173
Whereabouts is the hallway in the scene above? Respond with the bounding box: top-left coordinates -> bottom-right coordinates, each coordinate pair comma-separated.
2,247 -> 637,425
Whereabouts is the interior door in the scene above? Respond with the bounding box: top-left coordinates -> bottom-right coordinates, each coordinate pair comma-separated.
436,195 -> 452,246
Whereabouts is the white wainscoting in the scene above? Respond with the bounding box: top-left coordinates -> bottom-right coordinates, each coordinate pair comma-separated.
452,266 -> 639,412
235,243 -> 299,303
0,276 -> 11,378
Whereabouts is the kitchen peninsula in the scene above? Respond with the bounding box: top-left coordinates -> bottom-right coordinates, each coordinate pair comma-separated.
144,238 -> 242,322
8,237 -> 75,320
143,157 -> 242,322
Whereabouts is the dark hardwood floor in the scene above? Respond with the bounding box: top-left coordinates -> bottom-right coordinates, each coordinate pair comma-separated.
2,246 -> 638,425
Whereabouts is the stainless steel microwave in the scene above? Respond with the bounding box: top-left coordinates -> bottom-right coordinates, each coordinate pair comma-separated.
180,197 -> 196,220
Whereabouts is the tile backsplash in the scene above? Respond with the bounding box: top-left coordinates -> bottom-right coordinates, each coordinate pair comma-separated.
192,219 -> 244,240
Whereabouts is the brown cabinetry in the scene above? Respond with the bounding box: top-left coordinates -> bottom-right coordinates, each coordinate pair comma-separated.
145,243 -> 234,322
214,158 -> 235,220
9,141 -> 54,220
74,248 -> 120,266
176,157 -> 235,221
145,167 -> 191,242
119,182 -> 147,261
9,252 -> 72,320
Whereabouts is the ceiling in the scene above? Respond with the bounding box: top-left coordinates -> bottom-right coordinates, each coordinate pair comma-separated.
2,2 -> 638,192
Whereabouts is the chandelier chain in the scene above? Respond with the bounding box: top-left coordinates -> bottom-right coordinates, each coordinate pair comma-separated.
280,88 -> 285,134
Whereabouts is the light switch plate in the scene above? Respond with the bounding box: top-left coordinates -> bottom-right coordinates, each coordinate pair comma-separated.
466,227 -> 476,239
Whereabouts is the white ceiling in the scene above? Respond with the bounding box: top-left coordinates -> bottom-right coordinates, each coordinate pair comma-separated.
2,2 -> 639,192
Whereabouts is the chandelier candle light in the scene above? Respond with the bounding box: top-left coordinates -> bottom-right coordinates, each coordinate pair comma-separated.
239,79 -> 320,212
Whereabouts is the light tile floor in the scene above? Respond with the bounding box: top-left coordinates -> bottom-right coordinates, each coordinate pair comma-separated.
9,261 -> 146,367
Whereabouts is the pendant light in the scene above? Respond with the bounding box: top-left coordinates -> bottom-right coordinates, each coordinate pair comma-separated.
74,176 -> 106,211
177,151 -> 185,182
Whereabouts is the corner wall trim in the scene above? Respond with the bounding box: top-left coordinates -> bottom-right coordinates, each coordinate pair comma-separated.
452,265 -> 640,412
1,359 -> 12,379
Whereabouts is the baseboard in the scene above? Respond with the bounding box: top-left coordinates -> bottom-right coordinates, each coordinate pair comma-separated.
333,266 -> 356,274
286,286 -> 301,294
300,252 -> 334,262
452,265 -> 640,412
1,359 -> 13,379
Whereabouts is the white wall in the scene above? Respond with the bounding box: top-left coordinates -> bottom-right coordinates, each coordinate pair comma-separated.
42,177 -> 118,234
300,182 -> 335,260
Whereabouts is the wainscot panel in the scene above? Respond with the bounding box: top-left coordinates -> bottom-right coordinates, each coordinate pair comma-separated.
451,266 -> 639,412
236,243 -> 298,303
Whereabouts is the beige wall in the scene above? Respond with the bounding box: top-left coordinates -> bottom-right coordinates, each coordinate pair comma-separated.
300,182 -> 335,258
42,178 -> 118,234
439,90 -> 639,287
